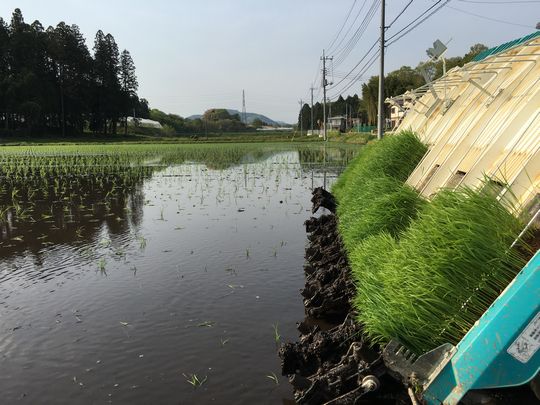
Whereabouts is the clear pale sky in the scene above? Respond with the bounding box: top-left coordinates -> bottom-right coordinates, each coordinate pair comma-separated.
1,1 -> 538,123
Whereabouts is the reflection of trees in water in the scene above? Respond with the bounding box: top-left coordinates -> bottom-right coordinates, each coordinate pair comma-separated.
0,171 -> 149,261
0,144 -> 359,261
158,145 -> 281,170
297,146 -> 359,175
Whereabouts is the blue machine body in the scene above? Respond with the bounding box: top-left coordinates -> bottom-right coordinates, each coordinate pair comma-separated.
423,250 -> 540,404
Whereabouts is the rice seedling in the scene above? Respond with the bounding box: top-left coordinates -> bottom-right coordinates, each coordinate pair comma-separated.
266,372 -> 280,386
138,236 -> 147,249
332,130 -> 427,204
331,131 -> 427,253
351,185 -> 532,354
220,338 -> 229,347
272,323 -> 281,344
183,373 -> 207,388
98,258 -> 106,273
338,176 -> 426,251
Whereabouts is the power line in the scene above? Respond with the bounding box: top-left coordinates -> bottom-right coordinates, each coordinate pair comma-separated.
328,39 -> 378,90
386,0 -> 452,47
327,0 -> 369,56
333,0 -> 380,67
303,59 -> 322,104
456,0 -> 540,3
386,0 -> 414,29
328,50 -> 379,99
446,4 -> 537,28
323,0 -> 413,105
311,59 -> 322,91
305,0 -> 373,107
326,0 -> 359,52
386,0 -> 446,42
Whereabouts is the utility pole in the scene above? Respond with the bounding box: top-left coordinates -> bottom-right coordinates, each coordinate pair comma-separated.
310,85 -> 315,135
321,50 -> 333,141
377,0 -> 386,140
328,99 -> 332,124
299,99 -> 303,136
242,89 -> 247,125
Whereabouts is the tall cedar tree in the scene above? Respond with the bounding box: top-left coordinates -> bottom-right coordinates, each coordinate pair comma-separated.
119,49 -> 138,134
0,8 -> 145,135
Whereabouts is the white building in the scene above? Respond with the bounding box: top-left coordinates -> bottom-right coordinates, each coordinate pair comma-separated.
126,117 -> 163,129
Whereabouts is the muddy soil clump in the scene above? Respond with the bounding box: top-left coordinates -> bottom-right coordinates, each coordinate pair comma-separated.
302,188 -> 354,322
279,188 -> 408,404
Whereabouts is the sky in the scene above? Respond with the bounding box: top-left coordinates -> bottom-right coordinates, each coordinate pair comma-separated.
1,1 -> 538,123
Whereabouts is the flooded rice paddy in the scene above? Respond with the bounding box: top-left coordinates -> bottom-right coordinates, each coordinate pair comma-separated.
0,143 -> 358,404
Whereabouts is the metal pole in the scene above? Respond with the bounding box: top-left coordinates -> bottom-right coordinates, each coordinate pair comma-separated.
322,50 -> 327,141
377,0 -> 385,140
310,86 -> 314,135
242,89 -> 247,124
329,100 -> 332,126
346,104 -> 349,131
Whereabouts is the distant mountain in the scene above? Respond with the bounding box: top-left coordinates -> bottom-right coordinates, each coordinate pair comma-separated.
187,109 -> 290,127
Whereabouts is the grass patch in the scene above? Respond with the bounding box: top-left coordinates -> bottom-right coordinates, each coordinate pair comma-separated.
351,185 -> 531,354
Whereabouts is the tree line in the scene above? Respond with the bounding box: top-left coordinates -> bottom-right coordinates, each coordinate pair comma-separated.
0,8 -> 149,136
298,43 -> 488,129
149,108 -> 250,135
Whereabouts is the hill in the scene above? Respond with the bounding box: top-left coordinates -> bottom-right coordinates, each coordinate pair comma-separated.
187,109 -> 290,127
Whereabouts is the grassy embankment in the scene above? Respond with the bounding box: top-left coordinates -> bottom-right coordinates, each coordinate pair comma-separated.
333,131 -> 532,354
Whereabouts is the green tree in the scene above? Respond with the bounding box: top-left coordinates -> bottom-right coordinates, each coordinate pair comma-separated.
47,22 -> 92,134
385,66 -> 423,97
0,18 -> 11,129
298,103 -> 311,132
361,76 -> 379,125
92,30 -> 121,134
119,49 -> 138,134
463,43 -> 489,64
312,102 -> 324,129
203,108 -> 232,121
0,8 -> 143,136
135,98 -> 150,119
252,118 -> 265,128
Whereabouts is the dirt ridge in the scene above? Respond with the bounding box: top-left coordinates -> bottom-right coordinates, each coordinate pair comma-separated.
279,187 -> 408,404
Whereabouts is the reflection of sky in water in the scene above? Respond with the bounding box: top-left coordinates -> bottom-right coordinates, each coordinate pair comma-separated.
0,146 -> 354,404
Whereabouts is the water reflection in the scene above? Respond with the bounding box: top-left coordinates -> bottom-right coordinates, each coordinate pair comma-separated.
0,173 -> 147,261
0,144 -> 355,262
0,143 -> 360,404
